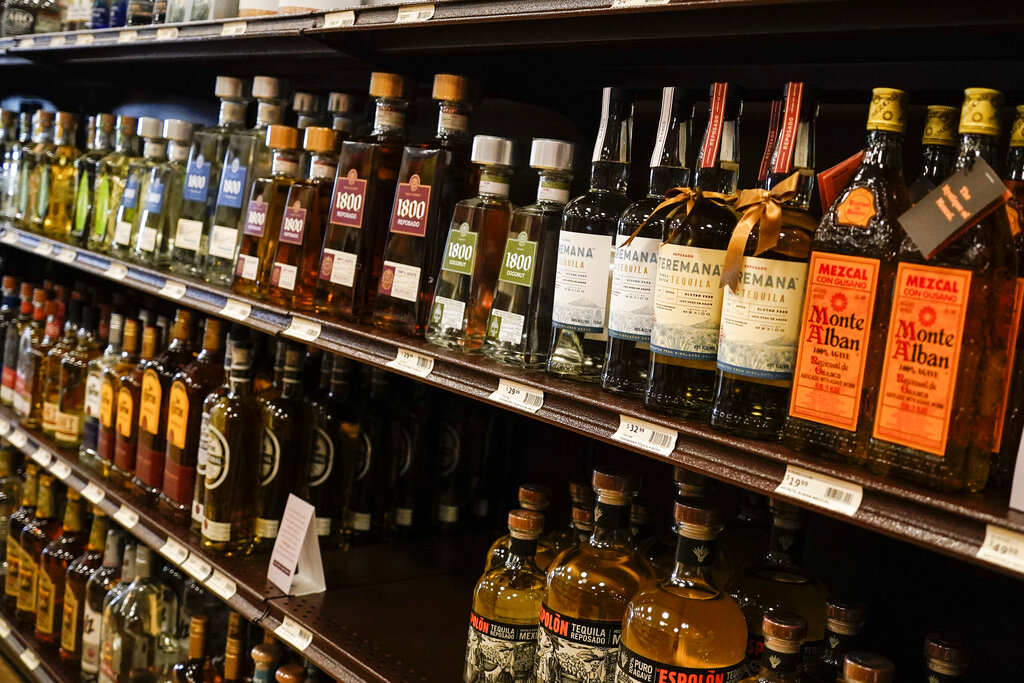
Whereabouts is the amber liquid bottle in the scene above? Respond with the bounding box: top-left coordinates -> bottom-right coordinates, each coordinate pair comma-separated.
55,304 -> 101,448
36,488 -> 89,644
59,510 -> 109,663
17,472 -> 61,625
15,292 -> 58,427
191,331 -> 234,534
5,463 -> 37,610
484,484 -> 556,572
783,88 -> 911,463
42,298 -> 82,437
38,111 -> 80,238
908,105 -> 958,203
98,318 -> 140,480
316,73 -> 408,322
172,614 -> 220,683
739,612 -> 806,683
112,325 -> 158,489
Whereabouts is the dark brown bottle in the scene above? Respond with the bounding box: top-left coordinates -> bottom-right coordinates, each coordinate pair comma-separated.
37,488 -> 88,644
171,614 -> 220,683
797,601 -> 866,683
17,472 -> 60,624
908,105 -> 958,203
344,369 -> 393,544
59,509 -> 108,663
112,325 -> 158,489
99,318 -> 140,480
5,463 -> 38,610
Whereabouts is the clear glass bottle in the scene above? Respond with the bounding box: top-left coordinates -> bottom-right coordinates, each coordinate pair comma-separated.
79,313 -> 122,467
36,111 -> 80,237
548,88 -> 633,381
0,276 -> 20,392
42,297 -> 82,437
36,488 -> 88,644
11,287 -> 48,417
111,324 -> 158,489
132,118 -> 195,267
56,304 -> 101,447
5,463 -> 37,611
602,86 -> 692,396
69,113 -> 116,246
60,509 -> 108,664
88,115 -> 140,254
796,601 -> 866,683
97,318 -> 139,479
1,0 -> 37,36
0,110 -> 15,206
110,117 -> 164,260
484,484 -> 556,572
426,134 -> 516,351
842,653 -> 893,683
3,283 -> 37,407
96,543 -> 135,683
16,109 -> 54,228
0,111 -> 31,221
908,105 -> 958,203
17,472 -> 60,624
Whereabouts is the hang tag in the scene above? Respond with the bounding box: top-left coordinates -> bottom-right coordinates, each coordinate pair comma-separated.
160,538 -> 190,566
274,616 -> 313,651
817,151 -> 864,214
977,524 -> 1024,574
76,33 -> 95,45
159,280 -> 187,300
267,494 -> 326,596
0,617 -> 9,638
283,316 -> 321,342
182,553 -> 212,581
113,505 -> 139,529
908,176 -> 936,204
775,465 -> 863,516
30,447 -> 52,467
395,3 -> 433,22
386,348 -> 434,377
19,649 -> 39,670
117,29 -> 138,43
611,415 -> 677,456
219,299 -> 251,321
322,10 -> 355,27
50,460 -> 71,481
56,248 -> 76,263
155,26 -> 178,40
8,430 -> 27,449
489,379 -> 544,414
106,263 -> 128,280
220,20 -> 246,35
206,571 -> 237,600
82,483 -> 105,504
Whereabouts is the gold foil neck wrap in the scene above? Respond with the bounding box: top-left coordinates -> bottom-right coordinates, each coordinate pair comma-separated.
1010,105 -> 1024,147
265,124 -> 299,150
303,126 -> 338,153
959,87 -> 1003,137
866,87 -> 908,133
921,105 -> 957,147
368,72 -> 405,99
432,73 -> 467,101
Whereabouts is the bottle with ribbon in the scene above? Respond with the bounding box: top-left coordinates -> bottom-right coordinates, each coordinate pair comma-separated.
710,82 -> 818,440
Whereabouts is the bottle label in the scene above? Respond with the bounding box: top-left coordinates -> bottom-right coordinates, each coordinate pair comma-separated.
35,569 -> 56,634
498,232 -> 538,287
17,553 -> 37,612
551,231 -> 614,334
440,222 -> 479,276
113,220 -> 133,247
651,244 -> 726,360
1,7 -> 35,35
85,371 -> 103,418
43,400 -> 58,431
834,187 -> 876,227
872,263 -> 971,456
243,198 -> 268,237
389,174 -> 431,237
615,645 -> 745,683
440,110 -> 468,133
174,218 -> 204,252
320,248 -> 357,288
81,602 -> 102,673
378,260 -> 421,302
256,517 -> 280,538
74,172 -> 91,234
772,82 -> 804,175
308,427 -> 334,487
116,387 -> 134,439
139,225 -> 158,253
465,610 -> 539,683
537,604 -> 620,683
279,204 -> 307,245
167,381 -> 189,451
217,159 -> 248,210
236,253 -> 260,282
347,511 -> 372,532
994,277 -> 1024,449
55,410 -> 81,442
393,508 -> 413,527
789,253 -> 880,431
330,168 -> 367,228
100,380 -> 115,428
430,295 -> 466,333
64,583 -> 84,651
204,425 -> 230,490
36,168 -> 51,219
700,82 -> 729,168
183,153 -> 210,203
260,429 -> 281,485
316,517 -> 332,536
144,176 -> 165,214
203,517 -> 232,542
537,178 -> 570,204
717,256 -> 809,380
140,368 -> 162,436
486,308 -> 526,346
375,108 -> 405,131
608,234 -> 659,342
4,535 -> 19,598
163,457 -> 196,506
271,263 -> 298,291
209,225 -> 239,259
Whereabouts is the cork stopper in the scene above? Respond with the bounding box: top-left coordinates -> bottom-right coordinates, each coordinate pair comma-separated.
763,612 -> 807,642
369,72 -> 405,99
265,125 -> 299,150
303,126 -> 337,153
959,87 -> 1003,137
924,633 -> 968,672
432,73 -> 467,101
96,113 -> 116,133
921,105 -> 957,147
275,664 -> 307,683
674,501 -> 724,541
572,505 -> 594,530
843,652 -> 894,683
117,115 -> 138,133
569,480 -> 594,506
328,92 -> 353,113
215,76 -> 246,100
32,288 -> 47,305
518,484 -> 551,511
162,119 -> 194,143
292,92 -> 321,114
592,467 -> 641,505
866,88 -> 908,134
3,276 -> 16,290
826,601 -> 867,635
508,510 -> 544,540
252,76 -> 281,100
137,116 -> 163,139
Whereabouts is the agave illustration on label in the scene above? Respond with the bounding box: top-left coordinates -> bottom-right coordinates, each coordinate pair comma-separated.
769,655 -> 782,669
692,545 -> 710,563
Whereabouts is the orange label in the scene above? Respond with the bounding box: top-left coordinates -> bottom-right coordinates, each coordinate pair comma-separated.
167,381 -> 189,451
872,263 -> 971,457
835,187 -> 877,227
140,369 -> 162,436
117,387 -> 134,439
100,380 -> 115,428
788,253 -> 880,431
1007,204 -> 1022,237
994,277 -> 1024,450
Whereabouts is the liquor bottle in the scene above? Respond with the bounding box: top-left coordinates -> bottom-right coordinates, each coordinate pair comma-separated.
328,91 -> 358,139
643,469 -> 719,579
110,117 -> 164,260
170,76 -> 248,278
426,134 -> 516,350
796,601 -> 866,683
79,313 -> 122,466
867,87 -> 1016,493
267,126 -> 339,312
0,277 -> 20,367
306,354 -> 355,548
202,339 -> 263,556
570,505 -> 593,545
251,631 -> 285,683
484,484 -> 556,571
97,318 -> 139,479
432,397 -> 488,536
711,82 -> 818,439
79,528 -> 124,681
36,111 -> 80,236
372,73 -> 475,336
5,463 -> 37,610
908,105 -> 957,203
387,378 -> 431,540
95,541 -> 136,683
42,297 -> 83,436
33,0 -> 60,32
11,287 -> 46,419
0,109 -> 15,206
922,634 -> 967,681
191,328 -> 234,533
783,88 -> 910,462
132,309 -> 195,507
538,468 -> 656,683
0,447 -> 17,577
132,118 -> 195,267
88,115 -> 139,254
1,282 -> 34,407
172,614 -> 220,683
343,368 -> 393,544
547,88 -> 633,381
36,488 -> 88,643
60,510 -> 108,663
465,510 -> 546,683
112,324 -> 158,489
69,113 -> 116,246
1,112 -> 29,220
17,472 -> 60,624
222,612 -> 246,683
16,110 -> 54,227
159,318 -> 224,525
725,500 -> 828,674
602,87 -> 693,395
15,294 -> 60,427
741,613 -> 805,683
56,304 -> 101,448
233,125 -> 301,297
842,653 -> 893,683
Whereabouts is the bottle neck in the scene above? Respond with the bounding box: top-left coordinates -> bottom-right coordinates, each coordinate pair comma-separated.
270,149 -> 300,178
21,470 -> 37,507
256,101 -> 285,128
281,371 -> 302,399
114,130 -> 135,155
669,531 -> 718,585
93,126 -> 114,153
861,129 -> 905,173
694,117 -> 740,193
765,115 -> 815,210
823,620 -> 859,661
765,517 -> 805,568
308,151 -> 338,181
218,100 -> 247,128
760,635 -> 802,676
168,140 -> 190,163
372,97 -> 407,139
478,165 -> 512,198
63,495 -> 84,533
133,547 -> 151,580
1005,145 -> 1024,182
188,621 -> 209,660
505,535 -> 539,569
956,132 -> 1000,172
649,166 -> 689,197
919,143 -> 957,182
87,514 -> 108,551
535,169 -> 572,205
589,161 -> 628,193
435,100 -> 470,145
143,138 -> 167,161
36,481 -> 54,519
589,497 -> 633,548
54,123 -> 76,147
101,533 -> 122,567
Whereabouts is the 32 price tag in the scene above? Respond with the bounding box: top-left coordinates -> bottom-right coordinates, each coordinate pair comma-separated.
7,430 -> 27,449
283,316 -> 321,342
106,263 -> 128,280
30,447 -> 52,467
611,415 -> 677,456
489,379 -> 544,414
219,299 -> 251,321
159,280 -> 187,300
50,460 -> 71,481
977,524 -> 1024,574
775,465 -> 863,517
56,248 -> 76,263
386,348 -> 434,378
275,617 -> 313,651
82,483 -> 105,505
322,9 -> 355,27
206,571 -> 237,600
220,20 -> 247,35
160,538 -> 190,566
395,3 -> 434,22
182,554 -> 212,581
113,505 -> 139,530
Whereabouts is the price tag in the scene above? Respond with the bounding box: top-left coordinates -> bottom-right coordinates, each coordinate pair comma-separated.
30,447 -> 52,467
117,29 -> 138,43
283,316 -> 321,342
50,460 -> 71,481
182,553 -> 212,581
395,3 -> 434,22
611,0 -> 670,6
34,241 -> 53,256
0,418 -> 10,435
489,378 -> 544,414
49,35 -> 67,47
206,570 -> 237,600
160,538 -> 190,566
0,617 -> 9,638
274,616 -> 313,651
386,348 -> 434,378
106,262 -> 128,280
977,524 -> 1024,574
219,299 -> 251,321
775,465 -> 863,517
113,505 -> 139,530
56,248 -> 76,263
19,649 -> 39,670
0,231 -> 17,244
158,280 -> 187,300
82,483 -> 105,505
8,430 -> 27,449
76,33 -> 95,45
611,415 -> 677,456
18,37 -> 35,48
323,10 -> 355,27
220,20 -> 246,35
155,26 -> 178,40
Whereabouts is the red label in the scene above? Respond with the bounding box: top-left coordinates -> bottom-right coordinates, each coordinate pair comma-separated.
994,277 -> 1024,450
1,366 -> 13,391
97,426 -> 115,465
757,100 -> 783,183
114,436 -> 136,474
134,443 -> 164,488
278,202 -> 307,245
772,82 -> 804,175
699,82 -> 728,168
330,168 -> 367,228
243,199 -> 268,237
388,174 -> 431,237
162,457 -> 195,504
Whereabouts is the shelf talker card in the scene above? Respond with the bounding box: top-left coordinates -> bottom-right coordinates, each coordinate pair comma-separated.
267,494 -> 326,596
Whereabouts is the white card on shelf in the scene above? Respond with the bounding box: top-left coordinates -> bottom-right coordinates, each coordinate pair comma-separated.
977,524 -> 1024,574
155,26 -> 179,40
18,37 -> 35,48
0,231 -> 17,244
386,348 -> 434,378
76,33 -> 95,45
34,241 -> 52,256
19,649 -> 39,670
113,505 -> 139,530
395,3 -> 434,22
160,538 -> 190,566
117,29 -> 138,43
611,415 -> 677,456
220,20 -> 247,35
49,35 -> 67,46
0,418 -> 10,435
182,553 -> 212,581
267,495 -> 326,596
274,616 -> 313,652
30,447 -> 52,467
0,617 -> 9,638
206,570 -> 237,600
323,9 -> 355,27
219,299 -> 251,321
159,280 -> 187,300
283,316 -> 321,342
7,430 -> 27,449
56,248 -> 76,263
775,465 -> 863,517
82,483 -> 105,504
50,460 -> 71,481
489,378 -> 544,414
106,263 -> 128,280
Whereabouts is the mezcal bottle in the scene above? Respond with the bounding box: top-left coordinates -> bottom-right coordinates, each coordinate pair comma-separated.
37,111 -> 79,237
426,134 -> 516,351
548,88 -> 633,381
69,113 -> 115,246
603,86 -> 692,395
16,109 -> 54,228
908,105 -> 957,202
482,138 -> 575,367
740,613 -> 805,683
88,115 -> 139,254
132,118 -> 194,268
0,111 -> 30,221
110,117 -> 163,260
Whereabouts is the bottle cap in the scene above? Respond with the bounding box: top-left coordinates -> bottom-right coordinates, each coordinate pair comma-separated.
959,87 -> 1003,137
162,118 -> 194,143
826,600 -> 867,626
252,76 -> 281,100
518,484 -> 551,510
843,652 -> 894,683
2,276 -> 16,290
275,664 -> 306,683
266,125 -> 299,150
0,109 -> 14,126
293,91 -> 322,114
20,282 -> 33,298
1012,105 -> 1024,147
137,116 -> 163,139
673,500 -> 724,530
117,115 -> 138,133
303,126 -> 337,153
432,73 -> 468,101
215,76 -> 246,100
866,88 -> 908,134
369,72 -> 405,99
763,612 -> 807,641
569,480 -> 595,506
328,92 -> 353,113
35,110 -> 55,126
572,505 -> 594,528
190,614 -> 209,633
508,509 -> 544,538
471,135 -> 514,166
592,467 -> 641,497
924,633 -> 968,668
921,105 -> 957,147
95,113 -> 116,133
32,288 -> 47,305
54,110 -> 76,127
529,138 -> 574,171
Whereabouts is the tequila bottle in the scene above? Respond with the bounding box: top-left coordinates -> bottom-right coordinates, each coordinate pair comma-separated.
797,601 -> 866,683
37,111 -> 80,237
0,110 -> 14,201
42,298 -> 83,436
97,318 -> 139,479
645,82 -> 741,418
306,354 -> 355,548
842,653 -> 893,683
426,134 -> 516,351
96,543 -> 136,683
55,304 -> 101,447
110,117 -> 164,260
741,613 -> 805,683
483,138 -> 575,367
15,109 -> 54,228
484,484 -> 556,572
81,529 -> 124,682
36,488 -> 88,643
570,505 -> 593,545
132,118 -> 194,267
328,91 -> 359,139
0,276 -> 20,387
69,113 -> 116,246
267,126 -> 339,312
293,91 -> 324,130
373,73 -> 475,336
548,88 -> 633,381
60,510 -> 108,663
0,111 -> 30,221
783,88 -> 910,462
1,0 -> 37,33
344,368 -> 393,544
88,115 -> 139,254
15,292 -> 59,427
111,324 -> 157,489
465,510 -> 546,683
191,327 -> 234,533
602,87 -> 692,395
5,463 -> 37,610
923,634 -> 967,681
315,72 -> 409,321
909,105 -> 957,202
79,313 -> 122,466
17,472 -> 60,624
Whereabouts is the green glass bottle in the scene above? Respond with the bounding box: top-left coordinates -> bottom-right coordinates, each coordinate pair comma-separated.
87,116 -> 139,254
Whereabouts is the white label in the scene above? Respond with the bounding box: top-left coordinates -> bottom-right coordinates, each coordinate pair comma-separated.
159,280 -> 187,300
311,160 -> 337,181
113,505 -> 139,530
381,260 -> 420,302
236,253 -> 259,281
478,179 -> 508,196
219,299 -> 251,321
775,465 -> 863,517
56,248 -> 76,263
138,226 -> 157,252
181,554 -> 212,581
488,308 -> 525,345
76,33 -> 95,45
113,220 -> 132,246
19,649 -> 39,670
272,262 -> 297,291
395,2 -> 433,23
18,37 -> 35,49
106,262 -> 128,281
0,419 -> 8,435
551,231 -> 613,334
208,225 -> 238,259
174,218 -> 203,252
155,26 -> 178,40
322,9 -> 355,27
977,524 -> 1024,574
82,483 -> 105,504
322,248 -> 356,288
117,30 -> 138,43
220,20 -> 247,35
375,109 -> 405,130
275,617 -> 313,651
203,518 -> 232,542
30,447 -> 51,467
0,617 -> 9,638
159,538 -> 190,565
206,570 -> 237,600
608,234 -> 659,341
283,317 -> 321,342
349,511 -> 371,531
611,415 -> 677,456
537,182 -> 570,204
255,517 -> 280,538
34,241 -> 53,256
489,379 -> 543,414
8,430 -> 27,448
651,244 -> 725,361
386,348 -> 434,378
0,232 -> 17,244
439,111 -> 468,133
50,460 -> 71,481
316,517 -> 332,536
431,295 -> 465,332
393,508 -> 413,527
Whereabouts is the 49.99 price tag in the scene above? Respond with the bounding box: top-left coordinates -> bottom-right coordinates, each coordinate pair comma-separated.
977,524 -> 1024,574
489,379 -> 543,414
611,415 -> 677,456
775,465 -> 863,516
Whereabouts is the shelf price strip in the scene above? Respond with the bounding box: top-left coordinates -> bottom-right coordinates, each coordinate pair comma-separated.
0,231 -> 17,244
30,447 -> 52,467
283,316 -> 321,342
275,616 -> 314,651
159,538 -> 190,566
489,378 -> 543,413
386,347 -> 434,377
158,280 -> 187,300
8,429 -> 27,449
611,415 -> 677,456
49,460 -> 71,481
220,20 -> 247,35
0,418 -> 10,435
977,524 -> 1024,574
105,262 -> 128,280
113,505 -> 139,530
322,10 -> 355,27
76,33 -> 95,45
775,465 -> 863,517
19,648 -> 40,671
395,3 -> 434,22
206,570 -> 237,600
81,483 -> 105,505
219,298 -> 251,321
34,242 -> 53,256
182,554 -> 212,581
56,248 -> 76,263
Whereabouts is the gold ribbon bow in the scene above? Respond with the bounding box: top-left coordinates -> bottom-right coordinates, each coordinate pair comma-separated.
623,187 -> 737,247
720,171 -> 802,292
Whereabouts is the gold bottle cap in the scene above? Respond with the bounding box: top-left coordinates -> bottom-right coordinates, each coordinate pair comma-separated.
843,653 -> 894,683
762,612 -> 807,642
432,73 -> 468,101
303,126 -> 337,153
265,124 -> 299,150
865,87 -> 908,133
921,105 -> 957,147
1010,104 -> 1024,147
518,484 -> 551,510
369,72 -> 405,99
959,87 -> 1003,137
507,509 -> 544,537
924,633 -> 968,667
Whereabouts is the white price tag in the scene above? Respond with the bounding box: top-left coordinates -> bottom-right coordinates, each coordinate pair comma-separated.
775,465 -> 863,517
395,2 -> 433,22
49,35 -> 67,47
56,248 -> 76,263
489,378 -> 544,414
50,460 -> 71,481
18,37 -> 35,48
76,33 -> 95,45
113,505 -> 139,530
82,483 -> 105,504
323,10 -> 355,27
977,524 -> 1024,574
0,418 -> 10,435
34,241 -> 53,256
181,553 -> 212,581
0,617 -> 8,638
117,29 -> 138,43
611,415 -> 677,456
8,430 -> 27,449
0,231 -> 17,244
106,262 -> 128,280
283,316 -> 321,342
155,26 -> 179,40
219,299 -> 251,321
160,538 -> 190,566
274,616 -> 313,651
386,348 -> 434,378
158,280 -> 187,300
611,0 -> 670,6
220,20 -> 246,35
206,570 -> 237,600
19,649 -> 39,670
30,447 -> 52,467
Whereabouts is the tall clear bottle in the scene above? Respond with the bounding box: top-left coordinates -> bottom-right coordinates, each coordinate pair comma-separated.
110,117 -> 164,260
547,88 -> 633,381
908,105 -> 957,202
0,281 -> 31,407
0,111 -> 30,221
88,116 -> 140,254
79,313 -> 122,467
37,111 -> 80,237
132,118 -> 195,267
15,294 -> 60,428
69,113 -> 116,246
96,543 -> 135,683
15,110 -> 54,228
602,87 -> 693,395
0,110 -> 15,205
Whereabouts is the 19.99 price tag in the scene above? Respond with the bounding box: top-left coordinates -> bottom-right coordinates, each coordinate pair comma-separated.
489,379 -> 543,414
611,415 -> 677,456
775,465 -> 863,516
386,348 -> 434,377
275,616 -> 313,651
977,524 -> 1024,574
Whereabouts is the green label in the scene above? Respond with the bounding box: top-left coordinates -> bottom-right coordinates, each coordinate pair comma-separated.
92,176 -> 110,237
440,223 -> 479,276
73,173 -> 90,234
35,169 -> 50,220
498,232 -> 538,287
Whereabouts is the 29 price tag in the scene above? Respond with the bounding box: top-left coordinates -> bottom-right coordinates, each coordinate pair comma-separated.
106,262 -> 128,280
206,571 -> 237,600
977,524 -> 1024,574
158,280 -> 187,300
611,415 -> 677,456
275,616 -> 313,651
283,316 -> 321,342
489,378 -> 543,414
219,299 -> 251,321
386,348 -> 434,378
113,505 -> 139,530
7,430 -> 27,449
50,460 -> 71,481
160,538 -> 190,566
775,465 -> 863,517
322,9 -> 355,27
82,483 -> 105,504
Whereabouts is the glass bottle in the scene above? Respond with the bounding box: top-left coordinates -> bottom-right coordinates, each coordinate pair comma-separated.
172,614 -> 220,683
796,601 -> 866,683
110,117 -> 164,260
80,528 -> 124,682
34,0 -> 60,32
222,612 -> 246,683
923,634 -> 967,681
1,0 -> 36,37
96,543 -> 136,683
570,505 -> 594,546
42,297 -> 83,437
37,111 -> 80,237
171,76 -> 248,278
56,304 -> 101,448
426,134 -> 516,351
646,82 -> 741,418
36,488 -> 89,643
908,105 -> 958,203
97,318 -> 139,480
79,313 -> 122,467
711,82 -> 818,439
537,468 -> 657,683
17,472 -> 60,624
465,510 -> 546,683
191,328 -> 234,534
0,112 -> 31,221
1,282 -> 35,407
15,293 -> 60,427
315,73 -> 408,322
602,86 -> 693,395
0,448 -> 17,587
251,631 -> 285,683
548,88 -> 633,381
112,324 -> 158,489
267,126 -> 339,312
16,110 -> 54,228
5,463 -> 37,610
842,653 -> 893,683
328,91 -> 359,140
343,368 -> 392,544
0,110 -> 15,209
741,613 -> 806,683
484,484 -> 556,572
306,354 -> 355,549
372,73 -> 475,336
0,276 -> 19,385
69,113 -> 116,246
60,510 -> 109,664
867,87 -> 1016,493
132,118 -> 195,267
88,115 -> 139,254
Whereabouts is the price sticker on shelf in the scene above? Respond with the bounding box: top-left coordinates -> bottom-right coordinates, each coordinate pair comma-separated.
17,37 -> 35,49
113,505 -> 139,530
155,26 -> 179,40
82,483 -> 105,505
386,347 -> 434,378
19,649 -> 39,670
1,231 -> 17,244
0,418 -> 10,436
50,460 -> 71,481
275,616 -> 313,652
219,298 -> 251,321
323,10 -> 355,28
158,280 -> 187,300
7,430 -> 27,449
395,2 -> 434,22
220,20 -> 247,35
30,447 -> 52,467
206,571 -> 237,600
0,617 -> 9,638
283,316 -> 321,342
117,29 -> 138,43
56,248 -> 76,263
106,262 -> 128,280
611,0 -> 671,7
775,465 -> 863,517
76,33 -> 95,45
160,538 -> 190,566
489,379 -> 544,414
34,241 -> 53,256
611,415 -> 677,456
182,553 -> 212,581
977,524 -> 1024,574
49,35 -> 67,47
